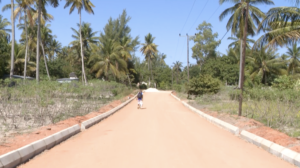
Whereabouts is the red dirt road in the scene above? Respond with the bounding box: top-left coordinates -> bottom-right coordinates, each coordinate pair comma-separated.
19,92 -> 295,168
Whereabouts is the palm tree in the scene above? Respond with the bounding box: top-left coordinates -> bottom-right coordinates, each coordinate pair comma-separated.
49,39 -> 61,60
248,47 -> 286,85
35,0 -> 59,82
0,15 -> 11,37
40,24 -> 53,79
70,22 -> 98,53
3,0 -> 16,78
219,0 -> 274,89
118,36 -> 134,61
255,7 -> 300,49
3,0 -> 34,80
64,0 -> 95,85
140,33 -> 158,85
220,0 -> 274,116
286,43 -> 300,75
173,61 -> 182,84
89,40 -> 127,79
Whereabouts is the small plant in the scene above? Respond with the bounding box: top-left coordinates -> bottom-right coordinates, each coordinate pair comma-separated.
186,74 -> 221,96
272,75 -> 295,90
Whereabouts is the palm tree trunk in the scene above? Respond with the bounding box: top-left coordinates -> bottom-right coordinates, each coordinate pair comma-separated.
10,0 -> 15,79
36,0 -> 41,82
79,11 -> 87,85
238,3 -> 249,117
127,74 -> 132,89
40,42 -> 50,80
23,11 -> 28,82
238,39 -> 243,88
148,55 -> 150,86
150,60 -> 153,81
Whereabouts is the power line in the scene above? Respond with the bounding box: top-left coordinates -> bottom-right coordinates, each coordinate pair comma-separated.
188,0 -> 209,33
208,5 -> 220,22
180,0 -> 197,33
220,30 -> 229,41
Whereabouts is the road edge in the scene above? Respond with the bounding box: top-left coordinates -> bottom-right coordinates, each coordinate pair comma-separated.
170,93 -> 300,167
0,95 -> 137,168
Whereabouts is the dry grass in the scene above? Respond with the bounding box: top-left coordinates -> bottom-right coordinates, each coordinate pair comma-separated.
0,80 -> 132,138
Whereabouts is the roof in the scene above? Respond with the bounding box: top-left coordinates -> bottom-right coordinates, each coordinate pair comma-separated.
69,72 -> 77,78
2,75 -> 35,80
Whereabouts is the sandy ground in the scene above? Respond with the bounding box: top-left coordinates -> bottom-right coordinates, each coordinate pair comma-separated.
19,92 -> 295,168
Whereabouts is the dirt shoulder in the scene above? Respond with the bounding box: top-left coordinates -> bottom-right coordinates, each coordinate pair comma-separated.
0,93 -> 135,155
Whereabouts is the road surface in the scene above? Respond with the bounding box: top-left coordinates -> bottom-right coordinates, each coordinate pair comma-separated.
19,91 -> 295,168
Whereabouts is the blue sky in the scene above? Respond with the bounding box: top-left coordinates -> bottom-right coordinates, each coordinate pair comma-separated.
0,0 -> 294,66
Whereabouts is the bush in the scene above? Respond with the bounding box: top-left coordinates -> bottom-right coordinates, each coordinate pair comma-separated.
272,75 -> 295,90
172,84 -> 184,93
186,75 -> 221,96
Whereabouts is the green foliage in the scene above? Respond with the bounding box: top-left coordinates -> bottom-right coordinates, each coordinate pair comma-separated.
192,21 -> 220,61
272,75 -> 295,90
186,75 -> 221,96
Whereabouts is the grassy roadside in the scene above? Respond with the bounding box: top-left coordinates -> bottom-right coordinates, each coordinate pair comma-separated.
176,86 -> 300,138
0,80 -> 133,139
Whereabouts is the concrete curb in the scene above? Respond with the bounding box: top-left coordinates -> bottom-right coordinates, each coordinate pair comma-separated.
172,94 -> 240,136
0,124 -> 80,168
81,95 -> 137,130
0,94 -> 135,168
170,93 -> 300,167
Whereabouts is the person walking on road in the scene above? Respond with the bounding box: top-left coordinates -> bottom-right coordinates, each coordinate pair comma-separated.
137,90 -> 143,109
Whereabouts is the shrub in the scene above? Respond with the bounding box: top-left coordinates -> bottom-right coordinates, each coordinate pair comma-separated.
172,84 -> 183,93
272,75 -> 295,90
186,75 -> 221,96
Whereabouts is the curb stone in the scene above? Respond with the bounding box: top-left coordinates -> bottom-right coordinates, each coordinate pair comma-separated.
0,124 -> 79,168
270,143 -> 285,157
0,94 -> 135,168
0,150 -> 21,168
282,148 -> 298,164
81,95 -> 137,130
16,144 -> 35,162
170,93 -> 300,167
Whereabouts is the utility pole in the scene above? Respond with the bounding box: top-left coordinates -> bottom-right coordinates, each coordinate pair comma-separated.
179,33 -> 197,82
171,66 -> 173,87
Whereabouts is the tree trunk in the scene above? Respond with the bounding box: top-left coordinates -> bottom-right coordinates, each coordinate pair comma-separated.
238,3 -> 249,117
79,11 -> 87,85
127,74 -> 132,89
148,55 -> 150,86
238,39 -> 243,88
10,0 -> 15,79
23,11 -> 28,82
41,42 -> 50,80
36,0 -> 41,82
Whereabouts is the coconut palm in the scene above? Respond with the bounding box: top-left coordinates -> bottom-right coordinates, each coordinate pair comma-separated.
219,0 -> 274,88
89,39 -> 127,79
2,0 -> 16,78
248,46 -> 286,85
255,7 -> 300,49
3,0 -> 34,80
70,22 -> 98,54
48,39 -> 61,60
118,36 -> 134,61
0,15 -> 11,37
173,61 -> 182,84
64,0 -> 95,85
286,43 -> 300,75
40,24 -> 53,79
35,0 -> 59,82
140,33 -> 158,85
